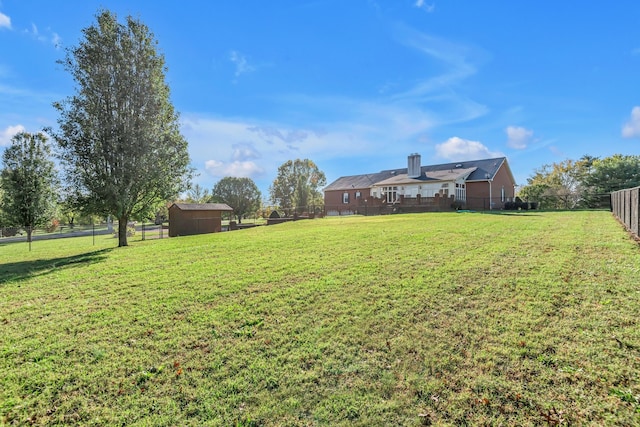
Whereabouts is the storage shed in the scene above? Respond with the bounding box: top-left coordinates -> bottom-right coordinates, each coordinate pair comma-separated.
168,203 -> 233,237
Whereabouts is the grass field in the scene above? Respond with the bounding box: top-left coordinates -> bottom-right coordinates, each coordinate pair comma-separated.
1,211 -> 639,426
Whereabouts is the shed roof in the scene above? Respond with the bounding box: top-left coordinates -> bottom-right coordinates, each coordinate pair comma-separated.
171,203 -> 233,211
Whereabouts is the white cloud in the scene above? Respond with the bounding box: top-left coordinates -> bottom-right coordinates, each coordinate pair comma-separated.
391,25 -> 482,100
23,23 -> 61,47
247,126 -> 309,145
24,23 -> 42,40
435,136 -> 503,160
205,159 -> 264,178
229,50 -> 255,78
0,11 -> 11,29
231,143 -> 261,161
414,0 -> 435,13
51,32 -> 61,49
505,125 -> 533,149
385,25 -> 488,127
0,124 -> 25,146
622,106 -> 640,138
181,111 -> 425,188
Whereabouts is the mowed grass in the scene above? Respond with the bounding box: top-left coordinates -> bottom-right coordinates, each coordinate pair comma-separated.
1,211 -> 639,426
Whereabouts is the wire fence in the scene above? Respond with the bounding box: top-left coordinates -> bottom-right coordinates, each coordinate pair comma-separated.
2,193 -> 622,247
0,223 -> 110,240
0,222 -> 168,246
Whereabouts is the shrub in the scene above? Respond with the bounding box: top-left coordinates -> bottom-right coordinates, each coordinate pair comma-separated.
46,219 -> 60,233
112,223 -> 136,238
1,227 -> 20,237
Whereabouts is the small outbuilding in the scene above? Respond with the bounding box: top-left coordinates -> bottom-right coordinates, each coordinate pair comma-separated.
168,203 -> 233,237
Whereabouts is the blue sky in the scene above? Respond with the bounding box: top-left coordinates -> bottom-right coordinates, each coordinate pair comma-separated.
1,1 -> 640,198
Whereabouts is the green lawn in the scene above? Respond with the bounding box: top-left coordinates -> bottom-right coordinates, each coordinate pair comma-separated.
1,211 -> 639,426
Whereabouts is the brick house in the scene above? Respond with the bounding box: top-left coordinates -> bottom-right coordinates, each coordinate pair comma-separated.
168,203 -> 233,237
324,154 -> 516,214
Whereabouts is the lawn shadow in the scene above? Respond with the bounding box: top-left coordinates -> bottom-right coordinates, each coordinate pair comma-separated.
0,248 -> 112,285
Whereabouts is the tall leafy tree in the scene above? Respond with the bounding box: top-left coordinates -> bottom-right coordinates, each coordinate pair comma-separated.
58,192 -> 81,229
186,183 -> 212,204
520,160 -> 583,209
586,154 -> 640,193
211,177 -> 261,223
581,154 -> 640,208
0,132 -> 58,247
269,159 -> 326,214
521,154 -> 640,209
53,10 -> 191,246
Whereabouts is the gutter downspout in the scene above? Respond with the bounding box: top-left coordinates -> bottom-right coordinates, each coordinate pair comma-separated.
489,179 -> 493,210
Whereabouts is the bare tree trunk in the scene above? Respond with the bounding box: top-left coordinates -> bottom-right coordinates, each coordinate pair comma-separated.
118,216 -> 129,247
27,227 -> 33,251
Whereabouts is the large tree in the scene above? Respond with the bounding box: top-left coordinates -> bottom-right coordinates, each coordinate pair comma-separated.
520,154 -> 640,209
53,10 -> 191,246
586,154 -> 640,193
520,160 -> 586,209
0,132 -> 58,247
211,177 -> 261,223
186,183 -> 212,204
269,159 -> 326,214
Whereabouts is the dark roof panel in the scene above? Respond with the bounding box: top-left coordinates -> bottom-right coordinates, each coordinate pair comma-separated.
323,172 -> 395,191
422,158 -> 507,182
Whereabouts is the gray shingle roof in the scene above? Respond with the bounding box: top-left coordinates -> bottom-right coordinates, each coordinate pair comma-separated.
172,203 -> 233,211
373,167 -> 477,187
324,157 -> 512,191
323,172 -> 393,191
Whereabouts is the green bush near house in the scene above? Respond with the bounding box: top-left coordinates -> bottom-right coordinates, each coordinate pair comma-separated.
0,211 -> 639,425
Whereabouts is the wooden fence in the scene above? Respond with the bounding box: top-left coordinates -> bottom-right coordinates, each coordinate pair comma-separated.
611,186 -> 640,238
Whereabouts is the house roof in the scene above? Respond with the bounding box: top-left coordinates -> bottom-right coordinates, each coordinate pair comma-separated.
324,157 -> 511,191
171,203 -> 233,211
323,172 -> 393,191
373,167 -> 478,187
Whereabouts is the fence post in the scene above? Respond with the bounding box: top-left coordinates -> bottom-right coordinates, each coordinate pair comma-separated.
630,187 -> 640,236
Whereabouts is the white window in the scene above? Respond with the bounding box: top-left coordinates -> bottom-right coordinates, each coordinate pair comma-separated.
343,192 -> 350,204
501,186 -> 505,202
383,186 -> 398,203
355,191 -> 361,199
